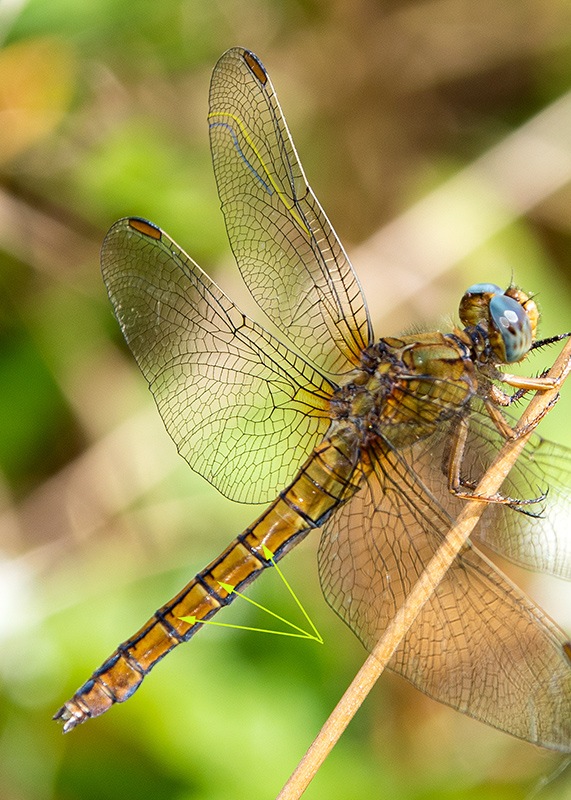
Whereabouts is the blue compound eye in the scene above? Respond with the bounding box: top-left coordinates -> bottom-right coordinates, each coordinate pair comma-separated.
489,293 -> 532,363
465,282 -> 503,296
459,283 -> 504,328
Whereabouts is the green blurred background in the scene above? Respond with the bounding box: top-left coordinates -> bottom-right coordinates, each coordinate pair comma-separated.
1,1 -> 571,798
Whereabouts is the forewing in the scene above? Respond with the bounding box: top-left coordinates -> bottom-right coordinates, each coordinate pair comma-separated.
208,47 -> 372,377
101,218 -> 333,504
318,437 -> 571,750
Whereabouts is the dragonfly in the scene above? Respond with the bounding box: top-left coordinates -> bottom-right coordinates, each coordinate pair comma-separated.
55,47 -> 571,750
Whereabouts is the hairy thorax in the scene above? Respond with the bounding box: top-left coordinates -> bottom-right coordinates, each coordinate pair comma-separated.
330,331 -> 478,449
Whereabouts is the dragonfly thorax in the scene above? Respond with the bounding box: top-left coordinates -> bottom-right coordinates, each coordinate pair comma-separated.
330,334 -> 477,448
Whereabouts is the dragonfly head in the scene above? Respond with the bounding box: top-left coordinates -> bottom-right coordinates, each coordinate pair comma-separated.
459,283 -> 539,364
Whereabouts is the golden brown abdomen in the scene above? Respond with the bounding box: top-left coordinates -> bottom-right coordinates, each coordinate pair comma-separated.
54,424 -> 363,732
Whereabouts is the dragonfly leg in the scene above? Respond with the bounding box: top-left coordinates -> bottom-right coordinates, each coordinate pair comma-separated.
483,363 -> 563,437
500,370 -> 562,392
488,375 -> 561,437
483,397 -> 518,438
446,415 -> 546,508
487,383 -> 528,409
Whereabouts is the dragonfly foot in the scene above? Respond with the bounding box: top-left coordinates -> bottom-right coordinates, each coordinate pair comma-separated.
451,480 -> 547,508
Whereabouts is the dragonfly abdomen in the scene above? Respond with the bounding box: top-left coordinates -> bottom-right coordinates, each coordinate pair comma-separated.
54,424 -> 363,732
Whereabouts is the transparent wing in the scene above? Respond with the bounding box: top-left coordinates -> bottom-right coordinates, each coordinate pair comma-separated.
208,47 -> 373,377
463,412 -> 571,579
406,403 -> 571,580
101,217 -> 333,504
318,437 -> 571,751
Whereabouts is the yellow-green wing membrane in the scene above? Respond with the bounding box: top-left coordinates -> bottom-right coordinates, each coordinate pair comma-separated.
101,218 -> 333,504
208,48 -> 372,377
318,438 -> 571,751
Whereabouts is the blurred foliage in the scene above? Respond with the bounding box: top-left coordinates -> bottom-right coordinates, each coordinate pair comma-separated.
1,1 -> 571,798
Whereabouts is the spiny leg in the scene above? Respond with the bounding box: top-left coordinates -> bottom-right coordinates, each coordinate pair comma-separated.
446,413 -> 545,510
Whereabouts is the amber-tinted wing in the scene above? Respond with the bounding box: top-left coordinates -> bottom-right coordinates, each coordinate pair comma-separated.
208,48 -> 372,377
101,218 -> 333,504
318,437 -> 571,751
